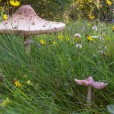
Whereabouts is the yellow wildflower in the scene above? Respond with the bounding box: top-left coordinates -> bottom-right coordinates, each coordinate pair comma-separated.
52,41 -> 56,45
14,81 -> 21,87
58,35 -> 63,40
87,36 -> 93,41
27,80 -> 30,84
0,6 -> 2,10
87,23 -> 91,26
106,0 -> 112,6
1,98 -> 10,107
39,40 -> 46,45
66,37 -> 70,41
10,0 -> 20,7
112,26 -> 114,31
3,14 -> 8,20
88,14 -> 95,20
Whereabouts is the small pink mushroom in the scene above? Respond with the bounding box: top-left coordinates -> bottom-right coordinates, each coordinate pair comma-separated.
74,76 -> 108,108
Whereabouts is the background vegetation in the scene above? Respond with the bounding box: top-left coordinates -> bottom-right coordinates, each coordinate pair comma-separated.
0,0 -> 114,21
0,20 -> 114,114
0,0 -> 114,114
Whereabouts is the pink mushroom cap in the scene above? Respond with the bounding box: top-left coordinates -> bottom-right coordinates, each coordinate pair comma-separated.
75,76 -> 108,89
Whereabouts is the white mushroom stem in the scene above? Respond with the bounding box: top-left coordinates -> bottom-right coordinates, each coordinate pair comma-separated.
24,35 -> 31,54
87,86 -> 92,108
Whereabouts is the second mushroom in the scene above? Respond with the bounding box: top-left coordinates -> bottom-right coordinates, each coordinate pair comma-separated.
75,76 -> 108,108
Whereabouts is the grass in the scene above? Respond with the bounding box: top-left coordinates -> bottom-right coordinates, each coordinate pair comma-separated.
0,20 -> 114,114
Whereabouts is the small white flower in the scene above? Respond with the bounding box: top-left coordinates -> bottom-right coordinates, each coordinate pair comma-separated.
112,9 -> 114,14
98,50 -> 104,54
76,44 -> 82,49
74,33 -> 81,38
92,36 -> 99,38
92,26 -> 98,31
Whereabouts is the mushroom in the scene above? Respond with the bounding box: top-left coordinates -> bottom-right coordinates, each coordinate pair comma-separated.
74,76 -> 108,108
0,5 -> 65,54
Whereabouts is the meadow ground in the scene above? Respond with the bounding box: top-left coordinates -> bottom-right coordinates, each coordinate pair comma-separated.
0,20 -> 114,114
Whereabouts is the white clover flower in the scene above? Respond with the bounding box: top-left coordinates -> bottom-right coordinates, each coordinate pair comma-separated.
76,43 -> 82,49
74,33 -> 82,38
92,26 -> 98,31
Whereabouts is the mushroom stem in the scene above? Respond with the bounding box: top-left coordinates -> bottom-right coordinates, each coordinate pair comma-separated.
24,35 -> 31,54
87,86 -> 92,108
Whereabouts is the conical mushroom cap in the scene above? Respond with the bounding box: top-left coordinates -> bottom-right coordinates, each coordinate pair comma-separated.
0,5 -> 65,35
